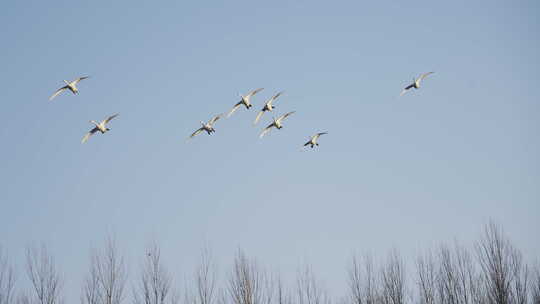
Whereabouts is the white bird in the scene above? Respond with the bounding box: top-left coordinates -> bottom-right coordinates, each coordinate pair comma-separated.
303,132 -> 328,148
81,113 -> 119,143
227,88 -> 264,117
400,72 -> 434,96
189,114 -> 222,138
49,76 -> 90,101
253,91 -> 284,125
259,111 -> 295,138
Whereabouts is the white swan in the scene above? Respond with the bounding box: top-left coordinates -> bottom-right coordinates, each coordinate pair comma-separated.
50,76 -> 90,101
303,132 -> 327,148
400,72 -> 434,96
227,88 -> 264,117
81,113 -> 119,143
253,91 -> 284,125
190,114 -> 222,138
259,111 -> 295,138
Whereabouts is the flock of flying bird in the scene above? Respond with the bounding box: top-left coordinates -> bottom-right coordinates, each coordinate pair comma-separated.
48,71 -> 435,146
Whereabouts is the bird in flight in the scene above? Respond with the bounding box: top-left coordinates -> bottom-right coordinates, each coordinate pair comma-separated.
400,72 -> 434,96
227,88 -> 264,117
49,76 -> 90,101
253,91 -> 284,125
189,114 -> 223,139
81,113 -> 119,143
259,111 -> 295,138
303,132 -> 328,148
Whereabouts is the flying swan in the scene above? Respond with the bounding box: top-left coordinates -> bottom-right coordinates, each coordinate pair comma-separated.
253,91 -> 284,125
303,132 -> 328,148
189,114 -> 223,138
400,72 -> 434,96
81,113 -> 119,143
227,88 -> 264,117
49,76 -> 90,101
259,111 -> 295,138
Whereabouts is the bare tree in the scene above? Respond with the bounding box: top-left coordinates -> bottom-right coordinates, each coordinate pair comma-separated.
275,276 -> 291,304
416,251 -> 436,304
25,245 -> 62,304
133,243 -> 173,304
380,250 -> 405,304
475,222 -> 529,304
347,254 -> 379,304
509,249 -> 528,304
81,256 -> 100,304
167,291 -> 180,304
214,289 -> 228,304
227,250 -> 274,304
434,243 -> 482,304
452,244 -> 483,304
531,263 -> 540,304
348,256 -> 363,304
183,247 -> 217,304
82,237 -> 127,304
296,264 -> 330,304
0,247 -> 16,304
194,247 -> 217,304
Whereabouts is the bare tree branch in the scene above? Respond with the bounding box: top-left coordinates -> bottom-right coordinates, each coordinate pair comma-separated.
227,250 -> 274,304
296,264 -> 330,304
81,253 -> 100,304
416,250 -> 436,304
531,263 -> 540,304
0,247 -> 16,304
133,242 -> 172,304
275,276 -> 291,304
380,250 -> 405,304
82,237 -> 127,304
195,247 -> 217,304
475,222 -> 529,304
25,244 -> 63,304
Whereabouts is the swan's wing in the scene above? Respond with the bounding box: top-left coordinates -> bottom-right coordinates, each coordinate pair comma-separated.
259,124 -> 274,138
400,84 -> 414,96
208,114 -> 222,125
73,76 -> 90,84
315,132 -> 328,139
246,88 -> 264,98
49,86 -> 68,101
303,141 -> 311,146
278,111 -> 295,121
253,111 -> 265,125
269,91 -> 284,103
81,127 -> 99,143
104,113 -> 119,124
227,102 -> 243,117
418,72 -> 434,82
190,127 -> 204,138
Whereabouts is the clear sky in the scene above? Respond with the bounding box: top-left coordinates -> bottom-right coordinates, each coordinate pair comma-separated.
1,0 -> 539,301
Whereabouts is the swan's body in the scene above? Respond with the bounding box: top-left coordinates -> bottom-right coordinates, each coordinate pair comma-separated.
259,111 -> 295,138
81,113 -> 118,143
253,91 -> 284,125
400,72 -> 434,96
50,76 -> 89,101
303,132 -> 327,148
190,114 -> 222,138
227,88 -> 264,117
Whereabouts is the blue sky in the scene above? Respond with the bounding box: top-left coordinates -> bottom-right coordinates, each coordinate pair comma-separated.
1,0 -> 539,301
